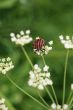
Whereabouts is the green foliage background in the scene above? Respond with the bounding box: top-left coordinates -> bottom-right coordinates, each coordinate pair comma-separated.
0,0 -> 73,110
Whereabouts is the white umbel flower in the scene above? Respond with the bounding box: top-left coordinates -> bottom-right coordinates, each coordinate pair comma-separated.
10,30 -> 32,46
33,37 -> 53,55
44,45 -> 52,55
51,103 -> 56,110
51,103 -> 68,110
59,35 -> 73,49
56,105 -> 61,110
71,84 -> 73,90
0,57 -> 14,74
63,104 -> 68,110
0,98 -> 8,110
48,41 -> 53,45
28,64 -> 53,90
43,65 -> 49,72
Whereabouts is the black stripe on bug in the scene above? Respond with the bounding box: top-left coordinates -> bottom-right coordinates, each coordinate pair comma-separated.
33,37 -> 45,52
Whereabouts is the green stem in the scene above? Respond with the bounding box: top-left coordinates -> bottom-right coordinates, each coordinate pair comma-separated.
45,87 -> 55,103
41,55 -> 58,104
62,49 -> 69,106
69,103 -> 73,109
41,55 -> 46,65
67,91 -> 73,104
6,75 -> 49,110
38,90 -> 50,108
51,85 -> 58,104
21,46 -> 34,69
69,96 -> 73,107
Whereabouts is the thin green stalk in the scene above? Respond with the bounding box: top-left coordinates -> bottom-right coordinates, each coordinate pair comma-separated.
38,90 -> 50,108
62,49 -> 69,106
21,46 -> 34,69
69,96 -> 73,107
45,87 -> 54,103
51,85 -> 58,104
69,103 -> 73,109
41,55 -> 46,65
6,75 -> 49,110
67,91 -> 73,104
41,55 -> 58,104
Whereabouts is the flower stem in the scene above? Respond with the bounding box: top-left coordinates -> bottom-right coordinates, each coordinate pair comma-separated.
21,46 -> 34,69
69,95 -> 73,107
67,91 -> 73,104
45,87 -> 55,103
69,103 -> 73,109
62,49 -> 69,106
41,55 -> 58,104
6,75 -> 49,110
51,85 -> 58,104
41,55 -> 46,65
38,90 -> 50,108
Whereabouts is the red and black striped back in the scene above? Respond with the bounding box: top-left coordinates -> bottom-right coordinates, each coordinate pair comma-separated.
33,38 -> 45,50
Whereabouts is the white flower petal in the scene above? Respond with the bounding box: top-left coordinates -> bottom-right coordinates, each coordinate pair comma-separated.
10,30 -> 32,46
71,84 -> 73,90
0,98 -> 8,110
43,65 -> 49,71
28,64 -> 52,90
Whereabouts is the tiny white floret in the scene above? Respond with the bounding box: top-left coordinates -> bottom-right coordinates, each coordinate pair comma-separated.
71,84 -> 73,90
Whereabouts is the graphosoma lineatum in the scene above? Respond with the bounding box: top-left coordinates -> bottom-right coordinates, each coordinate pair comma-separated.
33,37 -> 45,51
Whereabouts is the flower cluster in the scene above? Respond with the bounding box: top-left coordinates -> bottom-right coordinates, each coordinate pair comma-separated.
10,30 -> 33,46
0,98 -> 8,110
28,64 -> 53,90
0,57 -> 14,74
33,37 -> 53,55
51,103 -> 69,110
71,83 -> 73,91
59,35 -> 73,49
2,31 -> 72,109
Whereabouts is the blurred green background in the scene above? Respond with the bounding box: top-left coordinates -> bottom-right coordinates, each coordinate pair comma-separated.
0,0 -> 73,110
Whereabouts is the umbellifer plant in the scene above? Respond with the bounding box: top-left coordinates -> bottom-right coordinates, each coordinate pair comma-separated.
0,30 -> 73,110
